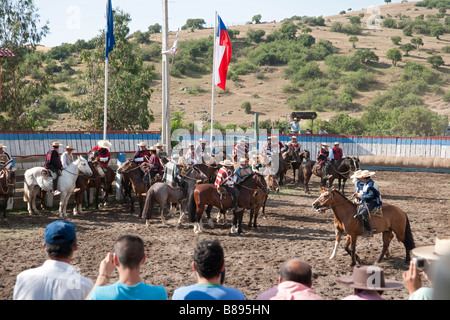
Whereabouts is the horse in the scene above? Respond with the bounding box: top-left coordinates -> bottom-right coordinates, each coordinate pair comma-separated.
141,165 -> 207,226
116,159 -> 149,217
327,156 -> 360,194
291,149 -> 310,184
188,173 -> 268,235
86,164 -> 115,209
312,187 -> 415,267
298,156 -> 358,194
259,174 -> 280,220
0,169 -> 15,220
24,156 -> 93,219
273,146 -> 299,186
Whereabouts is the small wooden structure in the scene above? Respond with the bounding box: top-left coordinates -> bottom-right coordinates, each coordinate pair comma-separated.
0,48 -> 15,102
291,112 -> 318,134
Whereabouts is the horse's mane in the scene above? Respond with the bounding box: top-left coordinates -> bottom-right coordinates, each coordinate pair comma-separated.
329,188 -> 356,207
237,172 -> 261,186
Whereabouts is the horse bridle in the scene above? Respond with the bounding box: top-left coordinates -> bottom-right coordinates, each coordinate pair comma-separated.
238,174 -> 268,194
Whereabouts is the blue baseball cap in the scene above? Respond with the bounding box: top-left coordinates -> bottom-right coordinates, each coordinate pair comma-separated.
44,220 -> 77,244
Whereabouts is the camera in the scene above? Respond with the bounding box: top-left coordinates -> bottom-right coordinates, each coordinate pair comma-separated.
412,257 -> 427,271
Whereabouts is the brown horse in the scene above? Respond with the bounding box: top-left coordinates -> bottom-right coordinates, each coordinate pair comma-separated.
74,162 -> 115,214
290,149 -> 310,184
0,169 -> 15,220
312,187 -> 415,266
116,159 -> 149,217
274,145 -> 300,186
298,157 -> 358,194
188,173 -> 268,235
142,165 -> 207,226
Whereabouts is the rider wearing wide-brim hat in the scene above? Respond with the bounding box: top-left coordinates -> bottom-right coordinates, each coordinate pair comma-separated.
44,142 -> 64,195
215,159 -> 239,212
0,143 -> 12,171
62,146 -> 75,169
134,142 -> 151,166
317,142 -> 331,180
353,170 -> 381,237
91,140 -> 111,167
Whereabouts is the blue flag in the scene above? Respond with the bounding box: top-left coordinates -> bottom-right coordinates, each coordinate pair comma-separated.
105,0 -> 116,59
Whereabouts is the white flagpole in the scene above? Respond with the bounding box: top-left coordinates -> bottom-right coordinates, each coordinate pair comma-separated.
210,11 -> 218,153
103,56 -> 108,140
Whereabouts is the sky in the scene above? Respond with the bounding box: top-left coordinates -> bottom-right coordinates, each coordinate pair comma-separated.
33,0 -> 405,47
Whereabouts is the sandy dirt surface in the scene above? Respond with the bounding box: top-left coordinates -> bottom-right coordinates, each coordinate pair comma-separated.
0,169 -> 448,301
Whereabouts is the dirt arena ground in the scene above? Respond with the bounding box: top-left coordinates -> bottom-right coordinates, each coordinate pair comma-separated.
0,170 -> 448,300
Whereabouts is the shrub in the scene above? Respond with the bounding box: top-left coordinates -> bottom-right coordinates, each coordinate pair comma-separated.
246,29 -> 266,43
325,54 -> 361,71
241,102 -> 252,114
427,55 -> 445,69
443,91 -> 450,102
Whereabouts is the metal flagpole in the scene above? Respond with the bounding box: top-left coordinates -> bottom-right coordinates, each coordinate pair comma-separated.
162,0 -> 171,155
103,57 -> 108,140
210,11 -> 218,153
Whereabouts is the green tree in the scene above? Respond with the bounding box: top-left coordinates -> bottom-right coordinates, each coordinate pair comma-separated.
427,55 -> 445,69
0,0 -> 50,129
401,43 -> 416,56
181,18 -> 206,30
349,35 -> 359,48
430,24 -> 445,39
252,14 -> 262,24
280,22 -> 298,40
386,48 -> 402,66
411,37 -> 423,49
246,29 -> 266,43
148,23 -> 162,34
70,9 -> 155,131
354,49 -> 379,64
391,36 -> 402,45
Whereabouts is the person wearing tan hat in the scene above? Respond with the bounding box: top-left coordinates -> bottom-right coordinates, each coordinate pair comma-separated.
155,142 -> 167,159
233,138 -> 249,162
317,142 -> 332,180
353,170 -> 381,237
90,140 -> 111,168
234,158 -> 253,183
44,142 -> 64,195
403,236 -> 450,300
214,159 -> 239,212
330,142 -> 343,163
0,144 -> 12,171
194,138 -> 210,163
148,146 -> 163,179
336,265 -> 403,300
134,142 -> 151,166
61,146 -> 75,169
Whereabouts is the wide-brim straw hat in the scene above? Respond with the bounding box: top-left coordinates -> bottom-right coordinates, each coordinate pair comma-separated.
149,146 -> 157,151
0,144 -> 7,148
321,142 -> 329,147
199,138 -> 208,144
291,136 -> 298,140
350,170 -> 363,179
335,265 -> 403,291
412,236 -> 450,260
334,142 -> 340,145
155,142 -> 165,147
137,142 -> 147,147
220,159 -> 235,167
64,146 -> 75,150
359,170 -> 376,179
97,140 -> 112,149
50,141 -> 62,147
239,158 -> 248,164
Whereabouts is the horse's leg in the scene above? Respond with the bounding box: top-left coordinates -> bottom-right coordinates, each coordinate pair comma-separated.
1,198 -> 6,220
248,208 -> 254,228
194,204 -> 206,234
376,230 -> 394,264
205,205 -> 214,228
237,211 -> 244,235
31,187 -> 40,215
160,202 -> 166,225
304,171 -> 312,194
330,226 -> 343,259
95,188 -> 100,209
349,236 -> 358,267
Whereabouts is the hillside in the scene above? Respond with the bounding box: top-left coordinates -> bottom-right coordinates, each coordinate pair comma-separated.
35,1 -> 450,134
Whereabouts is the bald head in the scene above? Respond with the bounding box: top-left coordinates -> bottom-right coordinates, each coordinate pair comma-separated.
279,259 -> 312,287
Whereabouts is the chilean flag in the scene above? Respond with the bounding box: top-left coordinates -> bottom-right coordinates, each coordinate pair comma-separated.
214,15 -> 232,90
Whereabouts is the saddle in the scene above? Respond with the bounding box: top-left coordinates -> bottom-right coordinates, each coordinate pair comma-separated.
370,206 -> 383,218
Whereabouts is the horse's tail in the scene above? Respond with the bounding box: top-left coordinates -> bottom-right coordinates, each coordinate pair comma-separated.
298,164 -> 305,184
142,188 -> 154,220
188,190 -> 197,223
404,215 -> 415,251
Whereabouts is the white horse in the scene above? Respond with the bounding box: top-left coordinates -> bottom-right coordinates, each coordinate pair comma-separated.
24,156 -> 93,219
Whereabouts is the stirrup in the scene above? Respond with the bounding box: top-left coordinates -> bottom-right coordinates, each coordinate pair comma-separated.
53,190 -> 61,196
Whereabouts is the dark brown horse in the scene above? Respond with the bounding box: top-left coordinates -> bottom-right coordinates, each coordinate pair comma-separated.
0,169 -> 15,220
276,145 -> 300,185
74,162 -> 115,214
116,159 -> 149,217
312,187 -> 415,266
291,149 -> 310,184
188,173 -> 268,235
298,157 -> 358,194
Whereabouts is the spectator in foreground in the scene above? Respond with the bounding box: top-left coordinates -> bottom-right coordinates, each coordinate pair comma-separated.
255,258 -> 324,300
403,236 -> 450,300
87,234 -> 167,300
171,239 -> 246,300
335,265 -> 403,300
13,220 -> 94,300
